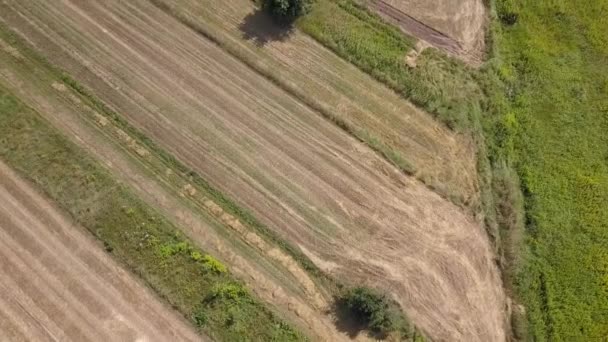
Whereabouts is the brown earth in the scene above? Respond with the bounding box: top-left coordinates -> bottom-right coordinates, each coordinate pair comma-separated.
0,160 -> 202,342
367,0 -> 487,64
0,1 -> 506,341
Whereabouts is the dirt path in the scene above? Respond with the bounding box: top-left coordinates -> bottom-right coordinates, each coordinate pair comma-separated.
0,1 -> 506,340
0,161 -> 203,342
368,1 -> 465,60
368,0 -> 486,64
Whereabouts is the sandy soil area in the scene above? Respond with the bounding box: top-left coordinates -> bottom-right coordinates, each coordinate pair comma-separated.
0,1 -> 505,340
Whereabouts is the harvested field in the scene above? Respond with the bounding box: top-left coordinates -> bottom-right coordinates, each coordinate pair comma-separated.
0,30 -> 347,340
151,0 -> 480,207
366,0 -> 487,63
0,161 -> 201,342
0,0 -> 506,341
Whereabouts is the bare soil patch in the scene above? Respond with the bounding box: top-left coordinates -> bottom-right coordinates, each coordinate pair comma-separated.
0,1 -> 505,340
0,161 -> 202,342
367,0 -> 487,64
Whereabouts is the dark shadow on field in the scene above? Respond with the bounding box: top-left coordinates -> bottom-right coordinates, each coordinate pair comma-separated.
331,298 -> 368,339
239,8 -> 294,47
331,297 -> 392,340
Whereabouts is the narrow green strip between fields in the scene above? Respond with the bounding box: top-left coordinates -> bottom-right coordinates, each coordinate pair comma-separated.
0,85 -> 305,341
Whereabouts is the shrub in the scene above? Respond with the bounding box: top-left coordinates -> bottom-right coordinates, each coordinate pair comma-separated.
201,254 -> 228,274
499,12 -> 519,26
262,0 -> 312,22
341,287 -> 398,334
208,282 -> 249,302
158,241 -> 190,257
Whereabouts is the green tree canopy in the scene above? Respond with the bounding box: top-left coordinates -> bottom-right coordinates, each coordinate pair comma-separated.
263,0 -> 311,22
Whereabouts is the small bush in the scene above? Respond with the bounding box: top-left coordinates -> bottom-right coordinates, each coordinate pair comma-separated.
499,12 -> 519,26
158,241 -> 190,257
341,287 -> 398,335
201,254 -> 228,274
262,0 -> 312,22
208,282 -> 249,302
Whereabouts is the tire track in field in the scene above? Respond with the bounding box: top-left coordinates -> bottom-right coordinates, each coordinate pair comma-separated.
369,0 -> 487,64
0,1 -> 506,340
0,161 -> 203,342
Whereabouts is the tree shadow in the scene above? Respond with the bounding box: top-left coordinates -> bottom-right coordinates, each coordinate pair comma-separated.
331,297 -> 392,340
332,299 -> 365,339
238,8 -> 294,47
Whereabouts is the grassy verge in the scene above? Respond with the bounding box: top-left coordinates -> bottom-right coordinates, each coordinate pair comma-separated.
0,87 -> 305,341
304,0 -> 608,340
491,0 -> 608,340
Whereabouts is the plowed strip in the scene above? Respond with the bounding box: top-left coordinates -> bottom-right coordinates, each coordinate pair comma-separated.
0,0 -> 505,340
0,161 -> 202,342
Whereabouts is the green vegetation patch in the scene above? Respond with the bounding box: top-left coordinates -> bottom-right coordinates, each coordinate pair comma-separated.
493,0 -> 608,340
338,287 -> 426,341
0,88 -> 306,341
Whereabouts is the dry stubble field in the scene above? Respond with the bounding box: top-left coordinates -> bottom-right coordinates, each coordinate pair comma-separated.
0,29 -> 347,340
0,161 -> 201,342
0,0 -> 505,340
151,0 -> 481,208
